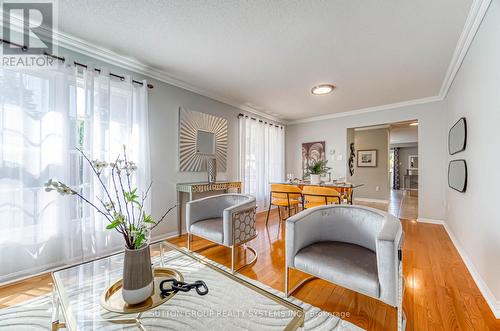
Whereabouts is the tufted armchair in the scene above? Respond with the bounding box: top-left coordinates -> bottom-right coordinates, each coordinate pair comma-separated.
186,194 -> 257,274
285,204 -> 405,330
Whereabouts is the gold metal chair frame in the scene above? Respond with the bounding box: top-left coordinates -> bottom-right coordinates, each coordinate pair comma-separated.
265,190 -> 301,226
188,206 -> 258,274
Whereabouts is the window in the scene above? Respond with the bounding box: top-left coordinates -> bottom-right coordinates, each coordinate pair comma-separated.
239,117 -> 284,210
0,66 -> 150,284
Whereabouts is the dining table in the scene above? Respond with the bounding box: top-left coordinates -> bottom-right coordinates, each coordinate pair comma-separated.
271,181 -> 364,204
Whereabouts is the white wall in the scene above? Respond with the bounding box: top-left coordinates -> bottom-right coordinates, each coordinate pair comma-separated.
444,0 -> 500,314
286,101 -> 447,220
347,128 -> 390,201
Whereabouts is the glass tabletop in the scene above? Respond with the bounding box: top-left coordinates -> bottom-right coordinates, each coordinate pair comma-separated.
271,181 -> 363,188
52,241 -> 303,330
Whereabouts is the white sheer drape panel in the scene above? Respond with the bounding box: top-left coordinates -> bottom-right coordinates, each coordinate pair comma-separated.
0,65 -> 150,284
0,66 -> 80,283
239,117 -> 284,210
82,71 -> 151,260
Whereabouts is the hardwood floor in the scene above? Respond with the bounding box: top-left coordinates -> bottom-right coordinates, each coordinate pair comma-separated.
168,209 -> 500,330
357,189 -> 418,221
1,200 -> 499,330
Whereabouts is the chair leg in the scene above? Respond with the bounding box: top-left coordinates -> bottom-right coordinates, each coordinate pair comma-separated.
397,248 -> 406,330
265,202 -> 272,227
398,307 -> 406,331
231,244 -> 258,274
284,266 -> 289,297
277,205 -> 281,221
231,245 -> 235,274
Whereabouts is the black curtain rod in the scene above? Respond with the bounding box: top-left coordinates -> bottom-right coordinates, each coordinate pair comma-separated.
238,113 -> 283,129
0,38 -> 154,89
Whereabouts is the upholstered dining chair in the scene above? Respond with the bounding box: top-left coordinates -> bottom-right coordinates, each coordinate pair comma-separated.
186,194 -> 257,274
301,185 -> 341,209
285,205 -> 405,330
265,184 -> 302,226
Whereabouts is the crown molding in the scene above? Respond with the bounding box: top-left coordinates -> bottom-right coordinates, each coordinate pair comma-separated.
438,0 -> 491,98
2,0 -> 490,126
286,95 -> 442,125
50,29 -> 282,123
287,0 -> 491,125
0,14 -> 279,123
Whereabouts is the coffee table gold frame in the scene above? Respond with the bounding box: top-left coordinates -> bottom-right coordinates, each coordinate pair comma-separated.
52,240 -> 304,330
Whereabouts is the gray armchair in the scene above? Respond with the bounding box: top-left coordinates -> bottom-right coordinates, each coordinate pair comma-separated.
285,205 -> 405,330
186,194 -> 257,273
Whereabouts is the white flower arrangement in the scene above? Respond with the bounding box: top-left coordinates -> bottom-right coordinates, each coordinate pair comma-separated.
46,145 -> 175,250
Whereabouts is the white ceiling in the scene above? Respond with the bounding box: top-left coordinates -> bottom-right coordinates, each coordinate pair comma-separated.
57,0 -> 472,121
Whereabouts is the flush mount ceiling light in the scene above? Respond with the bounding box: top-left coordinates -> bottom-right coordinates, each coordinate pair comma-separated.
311,84 -> 335,95
410,122 -> 419,126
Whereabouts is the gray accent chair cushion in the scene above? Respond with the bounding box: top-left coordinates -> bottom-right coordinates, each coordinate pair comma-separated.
186,194 -> 256,246
286,204 -> 403,307
189,217 -> 223,244
294,241 -> 379,298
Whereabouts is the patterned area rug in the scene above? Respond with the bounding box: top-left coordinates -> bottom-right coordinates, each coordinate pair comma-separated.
0,250 -> 363,330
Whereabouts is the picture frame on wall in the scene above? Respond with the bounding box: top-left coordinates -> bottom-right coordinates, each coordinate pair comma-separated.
357,150 -> 377,167
301,141 -> 326,177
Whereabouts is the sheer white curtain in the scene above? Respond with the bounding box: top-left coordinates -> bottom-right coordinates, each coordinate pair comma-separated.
239,116 -> 284,210
0,64 -> 150,284
81,67 -> 150,259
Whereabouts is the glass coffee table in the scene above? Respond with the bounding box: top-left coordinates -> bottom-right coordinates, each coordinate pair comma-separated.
51,241 -> 304,330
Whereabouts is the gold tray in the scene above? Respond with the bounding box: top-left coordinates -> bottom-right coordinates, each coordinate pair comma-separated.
100,267 -> 183,314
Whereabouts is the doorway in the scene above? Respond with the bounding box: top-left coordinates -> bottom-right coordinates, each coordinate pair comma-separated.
389,121 -> 418,219
346,120 -> 418,219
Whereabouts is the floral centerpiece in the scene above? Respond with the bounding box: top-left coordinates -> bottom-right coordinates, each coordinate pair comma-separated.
45,146 -> 175,304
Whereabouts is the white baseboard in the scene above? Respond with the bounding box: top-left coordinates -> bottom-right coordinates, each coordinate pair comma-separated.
414,217 -> 499,318
417,217 -> 445,225
441,222 -> 500,318
354,197 -> 389,204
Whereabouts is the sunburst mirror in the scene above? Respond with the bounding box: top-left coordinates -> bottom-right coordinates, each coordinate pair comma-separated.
178,107 -> 228,172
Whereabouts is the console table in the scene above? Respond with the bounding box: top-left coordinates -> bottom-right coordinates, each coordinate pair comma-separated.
176,181 -> 242,236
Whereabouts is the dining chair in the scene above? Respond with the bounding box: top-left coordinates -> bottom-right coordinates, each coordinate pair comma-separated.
265,184 -> 302,226
301,185 -> 341,209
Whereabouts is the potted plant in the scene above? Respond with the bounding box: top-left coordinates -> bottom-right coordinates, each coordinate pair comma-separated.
45,146 -> 175,305
307,159 -> 330,185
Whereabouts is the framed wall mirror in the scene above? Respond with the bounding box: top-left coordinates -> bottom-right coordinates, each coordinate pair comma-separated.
196,130 -> 216,155
449,117 -> 467,155
179,108 -> 228,172
448,159 -> 467,193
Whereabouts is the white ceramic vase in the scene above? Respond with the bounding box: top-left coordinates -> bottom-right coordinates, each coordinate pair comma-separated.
310,174 -> 321,185
122,244 -> 154,305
